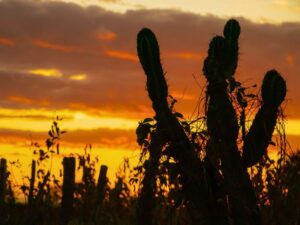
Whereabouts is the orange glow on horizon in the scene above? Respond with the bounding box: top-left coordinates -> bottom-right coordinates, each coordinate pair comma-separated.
0,143 -> 140,197
0,108 -> 138,132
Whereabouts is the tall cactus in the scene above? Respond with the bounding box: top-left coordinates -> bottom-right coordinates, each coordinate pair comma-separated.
136,19 -> 286,225
203,19 -> 260,225
202,19 -> 286,225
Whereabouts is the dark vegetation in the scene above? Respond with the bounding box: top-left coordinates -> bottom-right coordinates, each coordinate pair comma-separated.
0,19 -> 299,225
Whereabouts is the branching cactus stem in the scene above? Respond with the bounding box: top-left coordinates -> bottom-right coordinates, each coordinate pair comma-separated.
136,19 -> 286,225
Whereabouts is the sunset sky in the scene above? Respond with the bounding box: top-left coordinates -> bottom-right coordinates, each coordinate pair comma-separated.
0,0 -> 299,184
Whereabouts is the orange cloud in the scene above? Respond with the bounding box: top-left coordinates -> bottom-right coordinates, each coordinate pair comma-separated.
32,39 -> 80,52
65,102 -> 152,120
105,49 -> 138,61
97,31 -> 117,41
166,51 -> 205,60
171,91 -> 196,100
69,74 -> 87,81
286,54 -> 294,66
8,96 -> 33,105
67,102 -> 89,110
0,36 -> 15,46
7,95 -> 49,106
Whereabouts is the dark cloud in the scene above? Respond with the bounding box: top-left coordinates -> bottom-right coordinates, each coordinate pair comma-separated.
0,127 -> 137,149
0,0 -> 299,118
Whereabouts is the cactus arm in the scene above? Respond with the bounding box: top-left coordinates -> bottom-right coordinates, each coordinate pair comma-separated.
242,105 -> 277,167
137,28 -> 169,114
223,19 -> 240,79
137,28 -> 199,186
242,70 -> 286,167
137,29 -> 193,163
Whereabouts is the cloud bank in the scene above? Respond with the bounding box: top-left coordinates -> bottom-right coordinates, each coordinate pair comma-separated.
0,0 -> 299,152
0,0 -> 299,117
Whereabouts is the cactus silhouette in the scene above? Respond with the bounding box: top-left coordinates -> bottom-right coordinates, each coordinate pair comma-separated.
137,28 -> 218,225
136,19 -> 286,225
243,70 -> 286,167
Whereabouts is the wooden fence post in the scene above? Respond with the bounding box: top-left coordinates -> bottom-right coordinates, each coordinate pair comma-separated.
0,158 -> 7,208
61,157 -> 76,225
88,165 -> 108,225
28,160 -> 36,207
97,165 -> 108,204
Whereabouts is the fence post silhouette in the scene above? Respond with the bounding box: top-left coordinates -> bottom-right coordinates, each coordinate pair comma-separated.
28,159 -> 36,207
97,165 -> 108,203
61,157 -> 75,225
0,158 -> 7,208
88,165 -> 108,225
